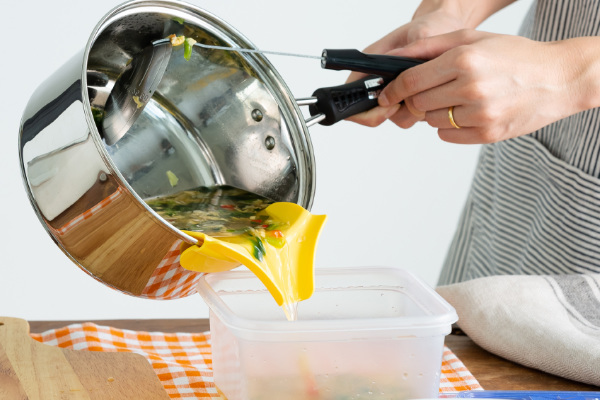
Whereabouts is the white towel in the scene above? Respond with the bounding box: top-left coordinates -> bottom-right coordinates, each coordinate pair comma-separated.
436,274 -> 600,386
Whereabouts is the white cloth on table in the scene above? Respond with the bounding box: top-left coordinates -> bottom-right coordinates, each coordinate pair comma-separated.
437,274 -> 600,386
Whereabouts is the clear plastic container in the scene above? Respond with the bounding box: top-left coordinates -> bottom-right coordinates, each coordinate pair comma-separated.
197,266 -> 458,400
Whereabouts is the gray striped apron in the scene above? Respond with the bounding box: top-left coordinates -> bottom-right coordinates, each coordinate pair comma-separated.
438,0 -> 600,285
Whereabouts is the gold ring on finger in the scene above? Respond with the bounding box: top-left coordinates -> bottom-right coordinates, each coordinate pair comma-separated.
448,106 -> 461,129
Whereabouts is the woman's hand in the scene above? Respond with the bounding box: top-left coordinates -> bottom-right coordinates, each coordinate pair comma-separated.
346,4 -> 472,127
376,30 -> 586,144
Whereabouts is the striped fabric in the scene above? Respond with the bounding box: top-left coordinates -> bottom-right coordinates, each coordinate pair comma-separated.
439,0 -> 600,285
546,274 -> 600,331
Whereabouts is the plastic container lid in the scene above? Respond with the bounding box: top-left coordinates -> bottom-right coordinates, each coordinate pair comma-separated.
197,266 -> 458,339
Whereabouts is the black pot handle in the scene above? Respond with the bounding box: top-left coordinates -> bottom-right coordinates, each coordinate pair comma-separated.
307,75 -> 389,126
321,49 -> 425,78
304,49 -> 425,126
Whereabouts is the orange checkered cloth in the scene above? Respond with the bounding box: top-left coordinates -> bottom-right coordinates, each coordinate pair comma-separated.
30,323 -> 481,399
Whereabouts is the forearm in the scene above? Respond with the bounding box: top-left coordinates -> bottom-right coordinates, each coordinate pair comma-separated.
414,0 -> 518,28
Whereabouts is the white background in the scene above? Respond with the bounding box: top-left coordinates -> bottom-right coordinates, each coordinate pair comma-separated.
1,0 -> 533,321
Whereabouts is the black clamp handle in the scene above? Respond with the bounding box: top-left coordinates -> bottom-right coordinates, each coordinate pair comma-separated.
306,49 -> 426,126
308,75 -> 390,126
321,49 -> 425,78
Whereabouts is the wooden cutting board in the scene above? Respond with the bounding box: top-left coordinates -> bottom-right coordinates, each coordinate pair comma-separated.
0,317 -> 170,399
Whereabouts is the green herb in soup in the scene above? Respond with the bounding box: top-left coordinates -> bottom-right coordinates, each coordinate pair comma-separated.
144,185 -> 275,237
184,38 -> 197,60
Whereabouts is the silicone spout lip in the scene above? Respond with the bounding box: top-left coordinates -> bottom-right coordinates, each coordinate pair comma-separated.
179,202 -> 327,306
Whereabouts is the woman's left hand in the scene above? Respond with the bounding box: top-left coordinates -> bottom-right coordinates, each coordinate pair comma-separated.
377,30 -> 583,144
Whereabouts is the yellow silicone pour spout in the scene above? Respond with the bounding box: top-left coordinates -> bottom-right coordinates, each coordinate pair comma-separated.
179,202 -> 327,306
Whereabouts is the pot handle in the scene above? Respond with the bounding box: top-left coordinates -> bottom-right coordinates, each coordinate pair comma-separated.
299,49 -> 426,126
321,49 -> 424,78
300,75 -> 390,126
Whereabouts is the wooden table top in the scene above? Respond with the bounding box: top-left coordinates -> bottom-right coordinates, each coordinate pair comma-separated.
29,319 -> 599,392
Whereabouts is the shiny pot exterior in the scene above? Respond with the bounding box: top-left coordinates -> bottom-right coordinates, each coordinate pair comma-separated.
18,0 -> 315,299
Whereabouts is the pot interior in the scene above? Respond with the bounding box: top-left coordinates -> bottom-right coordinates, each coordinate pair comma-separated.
85,1 -> 315,233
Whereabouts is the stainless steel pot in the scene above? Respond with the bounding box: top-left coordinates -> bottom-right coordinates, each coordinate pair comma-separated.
19,0 -> 316,299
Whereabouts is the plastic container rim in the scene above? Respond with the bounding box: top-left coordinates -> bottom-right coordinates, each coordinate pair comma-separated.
197,266 -> 458,335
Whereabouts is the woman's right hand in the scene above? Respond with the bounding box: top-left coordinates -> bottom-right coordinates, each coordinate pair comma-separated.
346,0 -> 504,127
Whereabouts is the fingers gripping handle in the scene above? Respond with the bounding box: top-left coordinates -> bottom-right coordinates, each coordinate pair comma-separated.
308,75 -> 388,126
